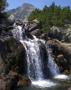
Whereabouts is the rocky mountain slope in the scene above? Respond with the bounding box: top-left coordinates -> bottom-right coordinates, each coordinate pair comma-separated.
8,3 -> 35,21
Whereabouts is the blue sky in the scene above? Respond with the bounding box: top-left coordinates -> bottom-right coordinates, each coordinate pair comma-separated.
7,0 -> 71,10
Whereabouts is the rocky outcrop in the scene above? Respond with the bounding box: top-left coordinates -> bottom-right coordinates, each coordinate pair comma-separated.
0,36 -> 27,74
47,25 -> 71,43
48,39 -> 71,55
17,76 -> 31,87
0,34 -> 31,89
48,26 -> 64,41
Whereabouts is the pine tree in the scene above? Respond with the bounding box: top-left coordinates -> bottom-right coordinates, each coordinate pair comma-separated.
0,0 -> 9,33
0,0 -> 8,22
0,0 -> 7,12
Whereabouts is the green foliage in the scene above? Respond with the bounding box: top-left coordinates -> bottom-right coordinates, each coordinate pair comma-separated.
0,0 -> 7,16
0,0 -> 8,22
0,0 -> 7,12
0,0 -> 10,33
28,2 -> 71,33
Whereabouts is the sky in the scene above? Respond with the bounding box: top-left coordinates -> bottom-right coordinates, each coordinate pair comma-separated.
7,0 -> 71,10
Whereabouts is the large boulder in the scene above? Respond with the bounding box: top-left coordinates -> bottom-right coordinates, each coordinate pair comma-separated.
0,36 -> 27,75
47,24 -> 71,42
47,39 -> 71,55
0,35 -> 32,89
48,26 -> 64,40
56,54 -> 68,73
17,76 -> 31,87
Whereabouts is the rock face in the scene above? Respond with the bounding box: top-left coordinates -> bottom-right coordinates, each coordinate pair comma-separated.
0,36 -> 27,74
0,34 -> 31,89
47,25 -> 71,43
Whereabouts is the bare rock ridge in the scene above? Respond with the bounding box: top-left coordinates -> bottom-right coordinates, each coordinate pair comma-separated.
8,3 -> 35,21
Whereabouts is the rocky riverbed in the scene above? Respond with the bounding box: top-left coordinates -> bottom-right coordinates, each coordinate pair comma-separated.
0,23 -> 71,90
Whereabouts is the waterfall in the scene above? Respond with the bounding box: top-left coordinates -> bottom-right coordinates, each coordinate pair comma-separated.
47,48 -> 59,77
21,39 -> 44,80
12,25 -> 23,40
12,24 -> 59,80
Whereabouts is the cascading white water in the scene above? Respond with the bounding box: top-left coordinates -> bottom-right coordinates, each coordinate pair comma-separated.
11,24 -> 70,89
21,39 -> 44,80
12,24 -> 44,80
12,24 -> 62,87
12,25 -> 23,40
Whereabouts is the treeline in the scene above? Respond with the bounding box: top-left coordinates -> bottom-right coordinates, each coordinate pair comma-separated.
28,2 -> 71,33
0,0 -> 8,23
0,0 -> 13,32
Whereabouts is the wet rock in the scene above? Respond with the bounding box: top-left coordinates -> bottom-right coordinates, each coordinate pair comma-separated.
25,32 -> 34,39
17,76 -> 31,87
0,74 -> 18,90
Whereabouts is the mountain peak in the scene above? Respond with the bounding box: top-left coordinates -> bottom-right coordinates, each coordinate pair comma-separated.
22,3 -> 35,7
8,3 -> 35,21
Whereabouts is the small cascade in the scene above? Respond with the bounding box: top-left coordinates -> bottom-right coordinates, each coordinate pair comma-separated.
12,25 -> 23,40
47,48 -> 59,77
